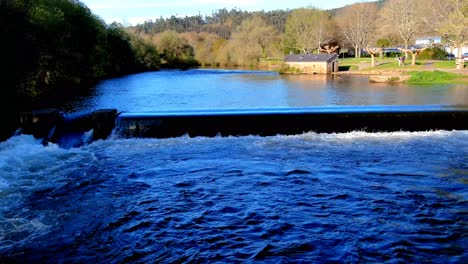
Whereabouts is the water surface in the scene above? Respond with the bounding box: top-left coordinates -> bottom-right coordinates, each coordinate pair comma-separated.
2,69 -> 467,262
0,131 -> 467,262
64,69 -> 468,113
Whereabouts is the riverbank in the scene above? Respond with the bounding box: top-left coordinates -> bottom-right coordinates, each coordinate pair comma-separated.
335,58 -> 468,84
335,69 -> 468,84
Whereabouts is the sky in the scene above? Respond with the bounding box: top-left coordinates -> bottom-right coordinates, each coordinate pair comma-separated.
80,0 -> 375,25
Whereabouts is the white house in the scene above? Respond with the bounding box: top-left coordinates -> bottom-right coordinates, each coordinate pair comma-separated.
413,36 -> 468,56
415,36 -> 442,46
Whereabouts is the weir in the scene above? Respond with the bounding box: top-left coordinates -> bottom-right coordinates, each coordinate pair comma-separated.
115,106 -> 468,138
19,106 -> 468,145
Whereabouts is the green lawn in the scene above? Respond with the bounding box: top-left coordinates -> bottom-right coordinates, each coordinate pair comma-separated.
339,57 -> 467,71
339,57 -> 420,71
367,61 -> 425,70
407,70 -> 468,84
433,60 -> 468,69
339,57 -> 395,65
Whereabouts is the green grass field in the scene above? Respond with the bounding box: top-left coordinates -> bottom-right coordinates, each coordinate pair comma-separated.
433,60 -> 468,69
338,57 -> 466,71
407,70 -> 468,84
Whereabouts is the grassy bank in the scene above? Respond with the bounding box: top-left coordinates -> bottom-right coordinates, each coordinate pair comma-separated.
433,61 -> 468,69
407,71 -> 468,84
338,58 -> 467,72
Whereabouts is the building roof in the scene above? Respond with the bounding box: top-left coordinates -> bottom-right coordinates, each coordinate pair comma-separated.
284,53 -> 338,63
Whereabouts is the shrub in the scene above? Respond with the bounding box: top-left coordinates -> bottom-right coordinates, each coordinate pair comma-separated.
387,52 -> 403,58
418,47 -> 448,60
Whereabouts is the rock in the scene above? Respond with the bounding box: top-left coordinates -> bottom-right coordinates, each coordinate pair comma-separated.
92,109 -> 117,140
369,75 -> 410,83
20,109 -> 64,140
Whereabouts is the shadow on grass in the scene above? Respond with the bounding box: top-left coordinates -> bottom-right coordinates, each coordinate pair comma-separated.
338,65 -> 358,71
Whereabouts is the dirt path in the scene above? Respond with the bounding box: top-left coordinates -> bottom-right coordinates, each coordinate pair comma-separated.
423,60 -> 435,70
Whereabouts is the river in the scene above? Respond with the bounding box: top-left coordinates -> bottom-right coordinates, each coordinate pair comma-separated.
63,69 -> 468,112
1,69 -> 467,262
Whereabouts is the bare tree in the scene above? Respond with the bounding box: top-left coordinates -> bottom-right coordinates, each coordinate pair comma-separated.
364,47 -> 382,67
421,0 -> 467,69
285,8 -> 333,54
336,2 -> 378,58
399,47 -> 427,66
380,0 -> 423,51
319,44 -> 339,54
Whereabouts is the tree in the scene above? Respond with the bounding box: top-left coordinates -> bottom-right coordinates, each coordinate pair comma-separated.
184,32 -> 221,66
399,47 -> 427,66
379,0 -> 423,51
319,44 -> 339,54
364,47 -> 382,67
228,16 -> 281,65
239,16 -> 279,59
285,8 -> 333,54
154,30 -> 197,67
376,38 -> 391,58
421,0 -> 467,69
336,2 -> 378,58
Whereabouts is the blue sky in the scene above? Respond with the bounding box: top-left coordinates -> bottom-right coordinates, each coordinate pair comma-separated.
81,0 -> 375,25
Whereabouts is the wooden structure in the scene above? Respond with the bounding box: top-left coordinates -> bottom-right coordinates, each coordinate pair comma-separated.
284,54 -> 339,74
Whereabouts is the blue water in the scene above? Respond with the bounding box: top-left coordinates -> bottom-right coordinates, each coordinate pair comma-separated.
1,69 -> 467,262
64,69 -> 468,113
1,132 -> 467,262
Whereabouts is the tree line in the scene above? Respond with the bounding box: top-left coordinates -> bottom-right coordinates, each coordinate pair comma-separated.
0,0 -> 164,140
131,0 -> 466,67
0,0 -> 160,108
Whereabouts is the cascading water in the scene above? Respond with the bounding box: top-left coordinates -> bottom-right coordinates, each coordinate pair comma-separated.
0,131 -> 466,262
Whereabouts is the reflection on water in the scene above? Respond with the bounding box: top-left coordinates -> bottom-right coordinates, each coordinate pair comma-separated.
63,69 -> 468,113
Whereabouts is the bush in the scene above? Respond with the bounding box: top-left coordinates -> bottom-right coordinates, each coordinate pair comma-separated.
387,52 -> 403,58
418,47 -> 448,60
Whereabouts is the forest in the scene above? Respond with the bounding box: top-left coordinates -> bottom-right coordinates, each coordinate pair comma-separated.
0,0 -> 466,139
129,0 -> 466,67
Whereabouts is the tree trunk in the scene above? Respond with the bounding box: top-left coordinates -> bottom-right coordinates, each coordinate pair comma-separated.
370,54 -> 375,67
456,44 -> 463,70
412,53 -> 416,66
355,47 -> 359,58
404,41 -> 409,58
380,48 -> 384,59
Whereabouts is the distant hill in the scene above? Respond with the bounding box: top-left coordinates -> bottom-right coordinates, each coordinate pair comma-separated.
329,0 -> 385,15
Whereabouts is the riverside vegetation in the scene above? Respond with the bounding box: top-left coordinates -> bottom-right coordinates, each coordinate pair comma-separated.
1,0 -> 162,139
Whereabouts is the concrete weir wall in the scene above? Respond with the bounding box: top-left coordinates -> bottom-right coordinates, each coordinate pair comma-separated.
19,106 -> 468,144
20,109 -> 117,146
115,106 -> 468,138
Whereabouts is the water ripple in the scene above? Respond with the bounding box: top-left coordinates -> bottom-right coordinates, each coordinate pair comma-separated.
0,131 -> 466,262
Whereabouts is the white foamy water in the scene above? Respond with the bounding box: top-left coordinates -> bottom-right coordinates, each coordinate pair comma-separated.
0,131 -> 467,261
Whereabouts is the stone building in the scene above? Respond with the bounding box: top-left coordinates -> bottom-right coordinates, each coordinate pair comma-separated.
284,53 -> 339,74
